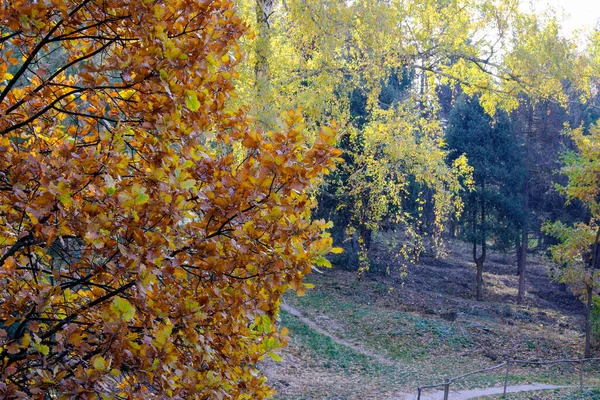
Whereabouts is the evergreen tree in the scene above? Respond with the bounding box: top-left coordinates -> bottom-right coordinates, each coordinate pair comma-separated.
446,94 -> 525,301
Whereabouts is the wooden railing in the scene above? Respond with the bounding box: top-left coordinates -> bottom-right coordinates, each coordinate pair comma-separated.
416,357 -> 600,400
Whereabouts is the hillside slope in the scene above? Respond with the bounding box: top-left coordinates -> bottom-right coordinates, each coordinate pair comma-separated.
263,240 -> 599,399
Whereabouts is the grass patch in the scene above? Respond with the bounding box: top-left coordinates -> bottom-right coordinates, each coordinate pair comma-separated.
483,387 -> 600,399
268,247 -> 600,399
280,309 -> 393,375
288,286 -> 474,365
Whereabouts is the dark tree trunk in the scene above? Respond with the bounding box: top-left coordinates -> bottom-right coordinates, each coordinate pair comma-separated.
475,256 -> 484,301
537,227 -> 545,253
517,103 -> 532,305
516,237 -> 522,276
359,224 -> 373,252
474,186 -> 486,302
585,226 -> 600,358
517,227 -> 527,305
585,283 -> 594,358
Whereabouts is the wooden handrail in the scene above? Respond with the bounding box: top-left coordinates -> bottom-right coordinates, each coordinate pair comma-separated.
416,357 -> 600,398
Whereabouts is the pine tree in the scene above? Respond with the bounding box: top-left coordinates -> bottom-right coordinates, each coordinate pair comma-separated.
446,94 -> 525,301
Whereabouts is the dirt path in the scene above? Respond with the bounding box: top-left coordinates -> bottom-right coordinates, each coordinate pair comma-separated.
395,384 -> 573,400
280,303 -> 399,366
281,303 -> 575,400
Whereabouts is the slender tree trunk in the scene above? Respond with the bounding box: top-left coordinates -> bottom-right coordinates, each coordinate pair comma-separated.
517,227 -> 527,305
585,284 -> 594,358
473,238 -> 481,300
516,237 -> 522,276
584,225 -> 600,358
537,227 -> 545,253
517,103 -> 532,305
359,224 -> 372,251
474,186 -> 486,301
254,0 -> 275,125
476,256 -> 484,301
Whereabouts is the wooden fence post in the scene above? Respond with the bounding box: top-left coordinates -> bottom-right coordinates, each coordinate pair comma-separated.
503,360 -> 510,397
443,378 -> 450,400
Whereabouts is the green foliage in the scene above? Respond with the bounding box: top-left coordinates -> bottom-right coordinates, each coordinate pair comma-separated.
445,94 -> 525,249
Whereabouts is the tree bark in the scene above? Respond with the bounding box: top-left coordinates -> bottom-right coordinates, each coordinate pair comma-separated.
585,283 -> 594,358
537,227 -> 545,253
474,187 -> 486,301
360,225 -> 372,251
475,256 -> 484,301
517,227 -> 527,305
254,0 -> 275,125
516,237 -> 522,276
584,225 -> 600,358
516,102 -> 532,305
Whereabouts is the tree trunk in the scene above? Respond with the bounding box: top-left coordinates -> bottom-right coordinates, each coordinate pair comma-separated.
585,283 -> 593,358
516,237 -> 522,276
537,227 -> 545,253
517,227 -> 527,305
359,224 -> 372,251
254,0 -> 275,125
584,225 -> 600,358
475,230 -> 486,301
476,257 -> 484,301
517,103 -> 532,305
474,187 -> 486,302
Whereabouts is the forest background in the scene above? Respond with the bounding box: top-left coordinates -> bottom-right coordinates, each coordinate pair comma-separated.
0,0 -> 600,398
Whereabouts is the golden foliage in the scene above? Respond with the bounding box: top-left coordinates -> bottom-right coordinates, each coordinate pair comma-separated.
0,1 -> 338,398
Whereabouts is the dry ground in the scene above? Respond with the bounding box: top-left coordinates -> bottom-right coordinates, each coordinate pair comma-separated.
263,238 -> 599,399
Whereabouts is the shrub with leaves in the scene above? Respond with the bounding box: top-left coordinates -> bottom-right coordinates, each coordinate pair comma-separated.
0,0 -> 338,398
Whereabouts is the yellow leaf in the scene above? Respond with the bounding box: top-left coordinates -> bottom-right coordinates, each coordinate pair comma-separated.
135,192 -> 149,205
93,356 -> 106,371
111,297 -> 136,322
35,343 -> 49,356
186,93 -> 200,111
153,322 -> 172,349
21,333 -> 31,348
181,179 -> 196,190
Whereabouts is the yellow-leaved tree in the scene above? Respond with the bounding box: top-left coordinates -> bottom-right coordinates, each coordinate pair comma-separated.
238,0 -> 584,275
545,124 -> 600,358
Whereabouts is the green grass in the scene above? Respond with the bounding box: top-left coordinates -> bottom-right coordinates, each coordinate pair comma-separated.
284,293 -> 507,388
274,309 -> 416,400
280,309 -> 393,375
269,263 -> 600,400
280,275 -> 600,392
290,287 -> 476,365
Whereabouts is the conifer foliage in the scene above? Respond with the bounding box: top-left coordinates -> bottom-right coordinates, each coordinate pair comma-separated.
0,1 -> 338,398
446,94 -> 524,301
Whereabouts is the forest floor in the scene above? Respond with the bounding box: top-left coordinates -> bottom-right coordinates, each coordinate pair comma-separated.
262,238 -> 600,399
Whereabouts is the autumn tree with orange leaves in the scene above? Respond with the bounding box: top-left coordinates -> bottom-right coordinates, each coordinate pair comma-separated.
0,0 -> 338,398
